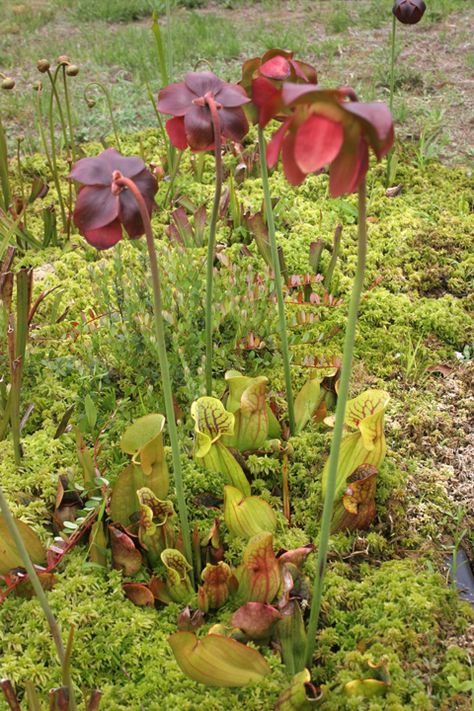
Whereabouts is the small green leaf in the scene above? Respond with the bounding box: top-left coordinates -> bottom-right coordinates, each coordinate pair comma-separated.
168,631 -> 271,687
294,378 -> 323,434
84,394 -> 97,430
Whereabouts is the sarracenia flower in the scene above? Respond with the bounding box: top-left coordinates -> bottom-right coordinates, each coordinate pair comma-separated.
267,84 -> 394,196
157,71 -> 250,151
68,148 -> 157,249
240,48 -> 317,128
392,0 -> 426,24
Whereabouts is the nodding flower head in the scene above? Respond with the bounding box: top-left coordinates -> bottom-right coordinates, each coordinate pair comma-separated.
68,148 -> 157,249
157,71 -> 250,152
266,83 -> 394,196
392,0 -> 426,24
1,77 -> 15,91
240,48 -> 317,127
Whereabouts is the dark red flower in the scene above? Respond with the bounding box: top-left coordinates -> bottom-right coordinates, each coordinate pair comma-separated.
68,148 -> 157,249
266,84 -> 394,196
240,49 -> 317,127
157,71 -> 250,152
392,0 -> 426,24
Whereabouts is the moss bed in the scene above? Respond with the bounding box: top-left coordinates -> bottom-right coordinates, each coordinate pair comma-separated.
0,130 -> 473,709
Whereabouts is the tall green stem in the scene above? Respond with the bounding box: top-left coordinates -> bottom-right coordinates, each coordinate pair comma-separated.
115,175 -> 194,578
303,180 -> 367,670
386,14 -> 397,186
258,126 -> 296,435
61,67 -> 77,162
45,73 -> 67,231
0,487 -> 77,709
46,68 -> 69,150
0,112 -> 11,212
85,82 -> 121,151
204,96 -> 223,395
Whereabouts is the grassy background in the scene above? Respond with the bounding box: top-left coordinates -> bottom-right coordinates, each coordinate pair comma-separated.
0,0 -> 472,158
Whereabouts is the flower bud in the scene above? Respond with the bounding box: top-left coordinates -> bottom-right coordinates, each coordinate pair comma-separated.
86,98 -> 96,109
66,64 -> 79,77
37,59 -> 50,73
392,0 -> 426,24
57,55 -> 70,65
1,77 -> 15,90
32,80 -> 43,92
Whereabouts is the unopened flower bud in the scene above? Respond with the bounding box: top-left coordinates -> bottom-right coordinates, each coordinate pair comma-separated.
86,98 -> 96,109
1,77 -> 15,90
37,59 -> 50,73
32,80 -> 43,92
66,64 -> 79,77
57,55 -> 70,66
392,0 -> 426,24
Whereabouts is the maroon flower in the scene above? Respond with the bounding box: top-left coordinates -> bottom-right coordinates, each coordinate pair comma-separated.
157,71 -> 250,151
392,0 -> 426,24
266,84 -> 394,196
68,148 -> 157,249
240,49 -> 317,128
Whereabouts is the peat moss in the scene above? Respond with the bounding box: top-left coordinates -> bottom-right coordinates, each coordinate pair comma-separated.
0,135 -> 473,708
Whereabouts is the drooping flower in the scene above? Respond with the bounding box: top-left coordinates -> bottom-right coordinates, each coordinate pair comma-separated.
266,84 -> 394,195
157,71 -> 250,151
240,48 -> 317,127
68,148 -> 157,249
393,0 -> 426,24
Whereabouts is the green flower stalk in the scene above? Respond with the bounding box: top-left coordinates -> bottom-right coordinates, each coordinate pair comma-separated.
84,81 -> 121,151
204,96 -> 223,394
303,179 -> 368,669
258,126 -> 296,435
0,73 -> 15,212
112,174 -> 194,577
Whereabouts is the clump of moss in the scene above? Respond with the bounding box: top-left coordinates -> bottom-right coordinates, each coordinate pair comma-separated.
315,559 -> 474,710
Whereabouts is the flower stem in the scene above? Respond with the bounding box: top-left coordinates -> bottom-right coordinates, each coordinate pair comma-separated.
386,14 -> 397,186
45,71 -> 67,231
258,126 -> 296,436
204,95 -> 223,395
303,180 -> 368,670
115,176 -> 194,579
84,82 -> 121,151
61,66 -> 77,163
0,111 -> 11,212
0,486 -> 77,709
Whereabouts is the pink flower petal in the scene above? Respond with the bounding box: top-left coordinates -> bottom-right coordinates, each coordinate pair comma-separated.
73,185 -> 119,232
282,131 -> 306,186
329,137 -> 369,197
83,219 -> 123,250
267,119 -> 292,168
342,102 -> 394,157
294,114 -> 344,173
184,104 -> 214,151
99,148 -> 145,179
68,156 -> 112,186
251,76 -> 283,128
119,190 -> 146,238
185,71 -> 222,97
166,117 -> 189,150
216,82 -> 251,108
157,82 -> 195,116
219,107 -> 249,143
259,55 -> 291,81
